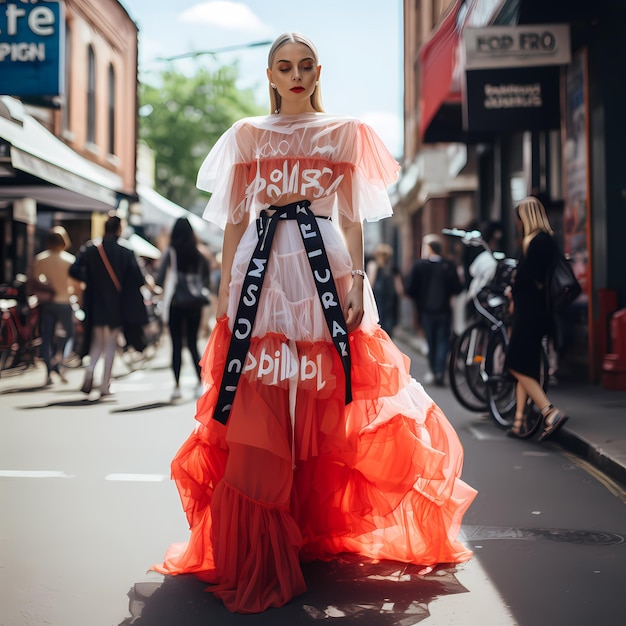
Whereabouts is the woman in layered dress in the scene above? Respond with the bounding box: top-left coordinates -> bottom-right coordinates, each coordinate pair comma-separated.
153,32 -> 477,614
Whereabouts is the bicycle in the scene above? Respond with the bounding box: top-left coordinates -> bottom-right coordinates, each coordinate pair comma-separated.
443,228 -> 548,435
443,228 -> 513,412
0,275 -> 42,376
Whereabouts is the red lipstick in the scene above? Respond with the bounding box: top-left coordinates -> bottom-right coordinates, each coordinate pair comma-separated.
290,87 -> 305,93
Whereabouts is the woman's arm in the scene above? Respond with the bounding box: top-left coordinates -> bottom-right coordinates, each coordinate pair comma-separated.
216,219 -> 249,318
340,218 -> 365,332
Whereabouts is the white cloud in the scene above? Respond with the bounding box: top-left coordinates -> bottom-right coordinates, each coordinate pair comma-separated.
179,1 -> 271,32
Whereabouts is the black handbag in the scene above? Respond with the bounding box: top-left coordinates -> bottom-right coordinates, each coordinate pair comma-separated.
546,248 -> 582,312
172,271 -> 210,309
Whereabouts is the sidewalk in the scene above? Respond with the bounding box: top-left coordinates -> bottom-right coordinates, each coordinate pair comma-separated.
393,329 -> 626,489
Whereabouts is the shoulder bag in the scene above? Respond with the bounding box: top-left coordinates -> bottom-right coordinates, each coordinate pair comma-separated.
97,243 -> 148,351
546,245 -> 582,312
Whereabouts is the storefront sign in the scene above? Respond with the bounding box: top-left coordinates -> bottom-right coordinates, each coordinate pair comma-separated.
464,66 -> 560,133
0,0 -> 64,98
464,24 -> 571,70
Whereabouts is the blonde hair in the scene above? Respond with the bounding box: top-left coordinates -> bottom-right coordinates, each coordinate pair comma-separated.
374,243 -> 393,259
267,32 -> 324,114
516,196 -> 553,236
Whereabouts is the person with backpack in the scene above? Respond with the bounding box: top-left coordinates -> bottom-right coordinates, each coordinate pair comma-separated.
406,234 -> 462,386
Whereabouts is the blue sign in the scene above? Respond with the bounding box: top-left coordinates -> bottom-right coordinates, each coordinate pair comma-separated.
0,1 -> 65,99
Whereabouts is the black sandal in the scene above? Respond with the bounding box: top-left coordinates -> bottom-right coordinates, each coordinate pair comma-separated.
507,414 -> 526,439
538,406 -> 569,442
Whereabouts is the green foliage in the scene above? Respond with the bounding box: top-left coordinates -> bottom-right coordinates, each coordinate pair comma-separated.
139,62 -> 264,211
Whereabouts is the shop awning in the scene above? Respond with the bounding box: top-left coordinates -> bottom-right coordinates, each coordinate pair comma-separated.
126,233 -> 162,260
137,184 -> 223,249
419,0 -> 463,143
419,0 -> 511,144
0,97 -> 124,211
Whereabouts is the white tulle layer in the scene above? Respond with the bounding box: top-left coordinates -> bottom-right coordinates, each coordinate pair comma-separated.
226,218 -> 379,342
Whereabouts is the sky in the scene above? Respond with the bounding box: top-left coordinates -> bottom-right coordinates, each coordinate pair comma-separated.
119,0 -> 403,156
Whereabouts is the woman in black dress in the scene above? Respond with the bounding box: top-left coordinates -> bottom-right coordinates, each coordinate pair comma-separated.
505,196 -> 569,441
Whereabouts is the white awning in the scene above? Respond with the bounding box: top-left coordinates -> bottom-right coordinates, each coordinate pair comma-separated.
137,184 -> 223,249
126,233 -> 162,260
0,97 -> 123,211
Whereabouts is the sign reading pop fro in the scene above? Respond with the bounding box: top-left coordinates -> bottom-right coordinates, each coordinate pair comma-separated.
464,24 -> 571,70
0,0 -> 64,99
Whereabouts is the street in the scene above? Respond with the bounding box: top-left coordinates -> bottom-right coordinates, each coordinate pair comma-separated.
1,336 -> 625,626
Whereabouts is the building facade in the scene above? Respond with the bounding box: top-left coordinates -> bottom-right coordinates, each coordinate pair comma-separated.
399,0 -> 626,382
0,0 -> 138,279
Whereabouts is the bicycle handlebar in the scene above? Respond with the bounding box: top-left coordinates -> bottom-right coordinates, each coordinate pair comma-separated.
441,228 -> 488,249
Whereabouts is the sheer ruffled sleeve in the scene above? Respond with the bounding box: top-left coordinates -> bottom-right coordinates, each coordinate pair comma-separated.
197,123 -> 250,229
336,121 -> 400,223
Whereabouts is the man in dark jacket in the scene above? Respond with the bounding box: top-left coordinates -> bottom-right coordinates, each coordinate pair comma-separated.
70,215 -> 147,397
406,234 -> 462,386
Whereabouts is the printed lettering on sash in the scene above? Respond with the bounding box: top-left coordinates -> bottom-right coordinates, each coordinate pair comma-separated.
248,258 -> 266,278
243,283 -> 259,306
234,318 -> 252,340
332,320 -> 347,337
214,200 -> 352,424
321,292 -> 337,309
300,223 -> 317,239
314,269 -> 331,283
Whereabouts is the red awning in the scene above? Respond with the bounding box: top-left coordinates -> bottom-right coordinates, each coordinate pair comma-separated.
419,0 -> 464,142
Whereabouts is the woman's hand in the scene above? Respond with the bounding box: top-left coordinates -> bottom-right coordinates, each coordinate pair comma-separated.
343,278 -> 364,332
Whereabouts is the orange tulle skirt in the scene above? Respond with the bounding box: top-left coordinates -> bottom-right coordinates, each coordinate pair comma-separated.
153,319 -> 476,613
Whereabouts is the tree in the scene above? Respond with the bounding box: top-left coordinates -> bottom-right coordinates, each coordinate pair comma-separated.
139,62 -> 264,211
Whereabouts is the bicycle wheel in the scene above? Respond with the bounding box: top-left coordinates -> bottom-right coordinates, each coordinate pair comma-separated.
485,329 -> 516,428
486,330 -> 549,432
0,314 -> 16,375
448,321 -> 490,412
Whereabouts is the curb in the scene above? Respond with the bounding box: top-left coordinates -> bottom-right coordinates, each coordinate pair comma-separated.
556,427 -> 626,489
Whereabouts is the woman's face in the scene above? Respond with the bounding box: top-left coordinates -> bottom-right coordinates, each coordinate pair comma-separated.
267,42 -> 320,114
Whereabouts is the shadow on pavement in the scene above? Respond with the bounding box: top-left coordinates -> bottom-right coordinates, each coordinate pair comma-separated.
14,397 -> 103,408
119,556 -> 468,625
111,402 -> 173,413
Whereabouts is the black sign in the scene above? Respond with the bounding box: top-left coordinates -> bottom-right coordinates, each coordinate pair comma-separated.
464,66 -> 561,133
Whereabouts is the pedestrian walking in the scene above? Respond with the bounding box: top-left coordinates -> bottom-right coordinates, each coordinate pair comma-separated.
405,234 -> 463,386
366,242 -> 403,337
155,217 -> 211,401
29,226 -> 78,385
505,196 -> 569,440
153,32 -> 476,614
70,215 -> 148,398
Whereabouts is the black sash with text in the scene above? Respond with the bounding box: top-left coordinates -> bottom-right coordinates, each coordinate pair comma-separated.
214,200 -> 353,424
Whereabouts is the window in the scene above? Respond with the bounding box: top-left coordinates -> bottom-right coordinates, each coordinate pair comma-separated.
62,24 -> 71,134
87,45 -> 96,143
108,63 -> 115,155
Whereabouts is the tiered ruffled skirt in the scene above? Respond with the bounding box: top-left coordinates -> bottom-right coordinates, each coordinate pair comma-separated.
153,219 -> 477,613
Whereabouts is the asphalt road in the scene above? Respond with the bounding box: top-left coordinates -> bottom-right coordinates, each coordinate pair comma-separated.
1,336 -> 625,625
